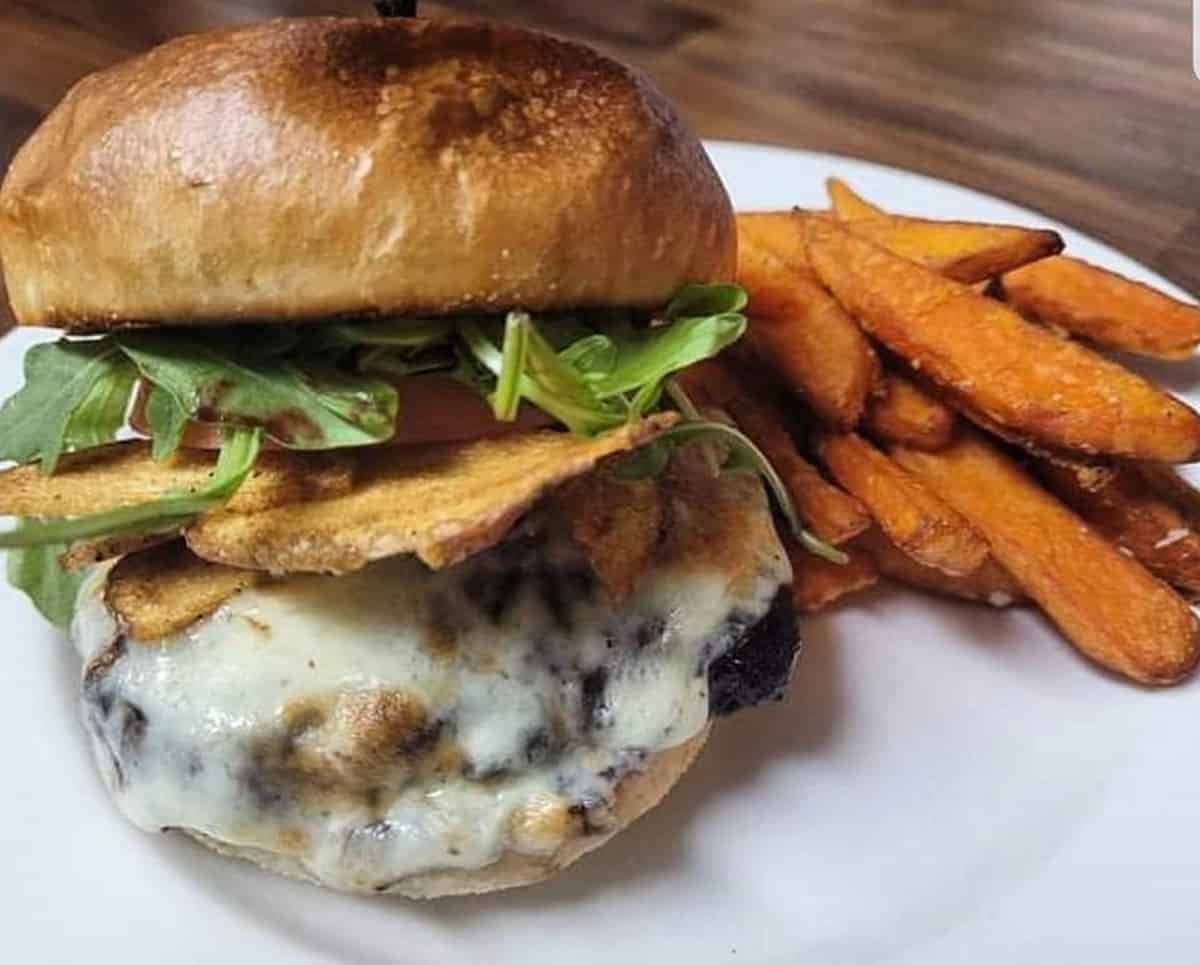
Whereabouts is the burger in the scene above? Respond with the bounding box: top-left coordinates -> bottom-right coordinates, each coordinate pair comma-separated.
0,14 -> 832,897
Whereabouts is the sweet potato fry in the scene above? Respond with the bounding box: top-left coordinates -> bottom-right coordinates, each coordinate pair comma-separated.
805,217 -> 1200,463
848,217 -> 1062,284
1000,255 -> 1200,360
737,234 -> 880,427
815,432 -> 987,576
788,542 -> 878,612
862,371 -> 956,451
856,528 -> 1024,606
893,431 -> 1200,685
713,375 -> 870,545
1037,458 -> 1200,598
740,209 -> 1061,283
826,177 -> 884,220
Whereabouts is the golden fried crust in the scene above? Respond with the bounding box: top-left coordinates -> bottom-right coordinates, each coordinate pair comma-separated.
184,416 -> 676,574
105,541 -> 264,641
0,17 -> 734,329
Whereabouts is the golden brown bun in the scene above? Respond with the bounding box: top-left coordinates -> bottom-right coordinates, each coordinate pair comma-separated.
0,17 -> 735,331
184,728 -> 708,899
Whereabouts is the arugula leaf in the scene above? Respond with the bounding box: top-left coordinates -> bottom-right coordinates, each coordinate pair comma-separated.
145,385 -> 190,462
116,334 -> 398,449
492,311 -> 531,421
558,334 -> 617,380
592,313 -> 747,400
0,341 -> 135,473
459,321 -> 624,436
6,539 -> 86,628
664,284 -> 748,319
0,427 -> 262,549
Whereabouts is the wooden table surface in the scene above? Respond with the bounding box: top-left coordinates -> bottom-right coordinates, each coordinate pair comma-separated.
1,0 -> 1197,307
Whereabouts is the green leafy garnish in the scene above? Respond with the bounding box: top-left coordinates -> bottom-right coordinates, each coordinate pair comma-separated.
0,341 -> 134,473
144,385 -> 190,462
492,311 -> 531,421
116,334 -> 398,449
0,427 -> 262,549
6,538 -> 86,628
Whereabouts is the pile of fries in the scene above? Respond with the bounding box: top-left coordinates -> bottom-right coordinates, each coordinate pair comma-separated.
691,178 -> 1200,687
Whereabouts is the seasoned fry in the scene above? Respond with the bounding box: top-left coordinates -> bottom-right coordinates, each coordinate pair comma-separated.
815,432 -> 987,576
863,371 -> 957,451
848,217 -> 1062,283
1000,256 -> 1200,360
788,542 -> 878,612
737,233 -> 880,427
739,209 -> 1062,284
714,375 -> 870,545
857,528 -> 1024,606
0,441 -> 356,517
60,531 -> 175,571
185,417 -> 677,574
805,217 -> 1200,463
893,431 -> 1200,685
1037,458 -> 1200,598
826,177 -> 884,220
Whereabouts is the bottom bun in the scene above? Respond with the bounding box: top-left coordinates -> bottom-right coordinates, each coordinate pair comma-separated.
183,727 -> 708,899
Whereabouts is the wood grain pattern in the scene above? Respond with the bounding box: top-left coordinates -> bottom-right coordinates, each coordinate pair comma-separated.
0,0 -> 1196,333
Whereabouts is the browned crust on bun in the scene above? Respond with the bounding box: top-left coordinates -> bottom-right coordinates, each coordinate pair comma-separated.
0,16 -> 735,330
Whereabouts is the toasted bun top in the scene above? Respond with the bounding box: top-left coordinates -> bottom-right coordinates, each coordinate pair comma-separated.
0,16 -> 735,331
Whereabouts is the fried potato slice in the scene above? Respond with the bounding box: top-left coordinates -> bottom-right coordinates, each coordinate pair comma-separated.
184,417 -> 676,574
1037,458 -> 1200,598
60,531 -> 176,572
105,541 -> 264,641
0,441 -> 355,517
1000,255 -> 1200,360
739,209 -> 1062,284
736,232 -> 880,427
806,218 -> 1200,463
789,542 -> 878,612
863,371 -> 956,451
826,177 -> 885,220
816,432 -> 988,577
856,528 -> 1024,606
553,471 -> 662,603
893,431 -> 1200,685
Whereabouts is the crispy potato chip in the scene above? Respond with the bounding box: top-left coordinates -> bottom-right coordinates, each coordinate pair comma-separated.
806,217 -> 1200,463
184,417 -> 677,574
894,431 -> 1200,685
553,471 -> 662,603
0,442 -> 355,517
789,542 -> 878,612
826,178 -> 885,220
1000,256 -> 1200,360
105,541 -> 264,641
816,431 -> 988,577
60,531 -> 175,572
857,528 -> 1024,606
863,371 -> 956,451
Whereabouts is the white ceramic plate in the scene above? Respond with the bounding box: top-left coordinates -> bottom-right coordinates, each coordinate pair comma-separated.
6,142 -> 1200,965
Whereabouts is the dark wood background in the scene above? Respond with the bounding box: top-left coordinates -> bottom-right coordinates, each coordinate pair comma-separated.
2,0 -> 1197,314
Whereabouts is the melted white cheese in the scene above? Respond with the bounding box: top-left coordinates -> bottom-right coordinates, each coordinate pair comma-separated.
74,513 -> 789,892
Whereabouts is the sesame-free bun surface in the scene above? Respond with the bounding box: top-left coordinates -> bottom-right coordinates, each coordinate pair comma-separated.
0,16 -> 735,331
